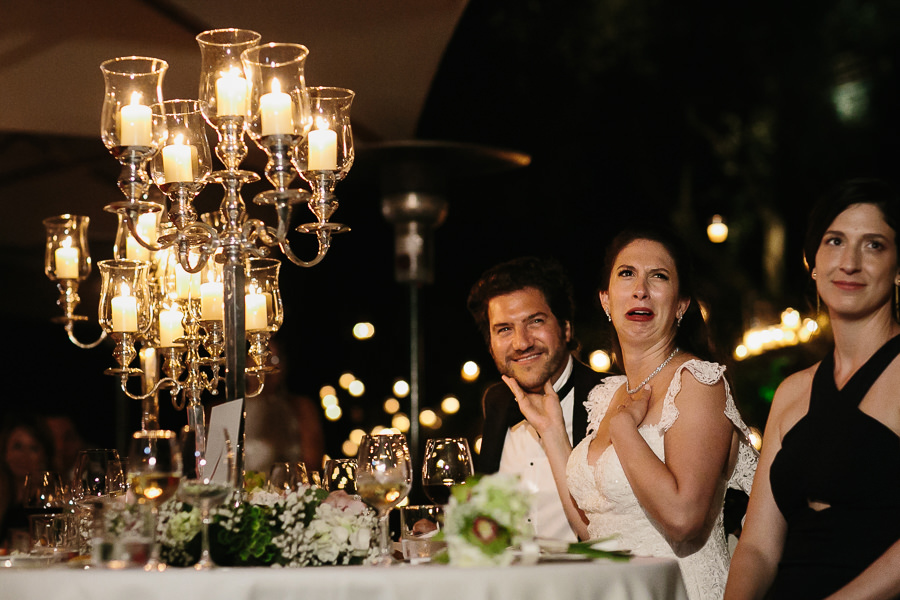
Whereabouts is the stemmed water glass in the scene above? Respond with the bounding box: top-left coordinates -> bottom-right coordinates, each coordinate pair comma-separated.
421,437 -> 474,505
177,431 -> 235,570
128,430 -> 181,570
356,433 -> 412,566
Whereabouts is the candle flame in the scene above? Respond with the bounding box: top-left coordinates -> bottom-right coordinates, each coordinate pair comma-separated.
172,133 -> 185,146
120,282 -> 131,297
60,236 -> 73,249
314,116 -> 330,131
129,91 -> 143,106
271,78 -> 282,94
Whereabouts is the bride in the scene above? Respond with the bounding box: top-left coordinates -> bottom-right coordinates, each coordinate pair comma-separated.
508,225 -> 757,600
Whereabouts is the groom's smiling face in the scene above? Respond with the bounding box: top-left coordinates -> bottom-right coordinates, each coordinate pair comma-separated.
487,287 -> 571,393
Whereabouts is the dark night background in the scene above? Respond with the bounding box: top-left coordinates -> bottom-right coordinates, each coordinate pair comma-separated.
4,0 -> 900,466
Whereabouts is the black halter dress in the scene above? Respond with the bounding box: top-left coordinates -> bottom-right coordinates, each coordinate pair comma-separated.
769,336 -> 900,599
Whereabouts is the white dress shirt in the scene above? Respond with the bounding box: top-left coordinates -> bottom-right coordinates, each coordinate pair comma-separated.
498,356 -> 577,541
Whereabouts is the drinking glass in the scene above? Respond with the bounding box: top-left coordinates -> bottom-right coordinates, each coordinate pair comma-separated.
23,471 -> 67,552
177,432 -> 235,570
421,437 -> 474,505
128,430 -> 181,570
267,461 -> 297,494
71,449 -> 125,554
323,458 -> 357,494
356,433 -> 411,566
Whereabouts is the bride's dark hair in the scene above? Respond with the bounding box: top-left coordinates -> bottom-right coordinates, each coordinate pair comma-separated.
600,223 -> 717,369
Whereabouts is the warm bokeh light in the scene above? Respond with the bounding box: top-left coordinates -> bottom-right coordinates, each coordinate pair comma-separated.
383,398 -> 400,414
392,379 -> 410,397
348,379 -> 365,397
371,426 -> 401,435
324,404 -> 342,421
352,322 -> 375,340
319,385 -> 336,399
391,413 -> 410,432
461,361 -> 480,382
420,409 -> 438,427
338,372 -> 355,389
589,349 -> 611,372
441,395 -> 460,414
734,344 -> 749,360
349,429 -> 366,445
735,308 -> 821,360
341,439 -> 358,457
748,427 -> 763,451
707,214 -> 728,243
321,394 -> 338,408
473,435 -> 482,454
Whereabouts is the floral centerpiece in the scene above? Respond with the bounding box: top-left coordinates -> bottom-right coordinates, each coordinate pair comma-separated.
158,484 -> 378,567
439,473 -> 533,567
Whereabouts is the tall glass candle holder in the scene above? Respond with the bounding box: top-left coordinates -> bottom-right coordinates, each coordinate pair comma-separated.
242,43 -> 311,198
99,57 -> 168,209
149,100 -> 213,232
43,214 -> 94,328
98,259 -> 152,376
196,29 -> 261,172
294,87 -> 355,230
245,257 -> 282,381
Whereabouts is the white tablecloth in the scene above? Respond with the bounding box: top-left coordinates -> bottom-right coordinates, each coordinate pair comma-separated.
2,557 -> 688,600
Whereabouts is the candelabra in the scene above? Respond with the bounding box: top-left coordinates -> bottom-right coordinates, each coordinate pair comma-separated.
42,29 -> 354,471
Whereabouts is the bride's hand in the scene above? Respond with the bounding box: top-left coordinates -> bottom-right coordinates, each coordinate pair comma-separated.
502,376 -> 565,439
612,384 -> 652,429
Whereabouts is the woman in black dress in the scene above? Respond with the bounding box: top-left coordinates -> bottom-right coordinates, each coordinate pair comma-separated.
725,178 -> 900,599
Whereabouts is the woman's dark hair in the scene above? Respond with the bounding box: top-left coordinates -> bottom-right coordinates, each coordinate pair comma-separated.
803,178 -> 900,271
600,223 -> 716,367
0,412 -> 55,471
467,256 -> 579,352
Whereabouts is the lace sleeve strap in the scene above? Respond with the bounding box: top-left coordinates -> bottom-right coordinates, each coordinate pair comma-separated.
585,376 -> 625,436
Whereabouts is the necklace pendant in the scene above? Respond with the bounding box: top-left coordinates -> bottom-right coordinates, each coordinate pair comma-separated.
625,347 -> 680,395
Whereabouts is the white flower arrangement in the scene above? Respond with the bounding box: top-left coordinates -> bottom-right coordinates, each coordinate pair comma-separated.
441,473 -> 534,567
156,486 -> 378,567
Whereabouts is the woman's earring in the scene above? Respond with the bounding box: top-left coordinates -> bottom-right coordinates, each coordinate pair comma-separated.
677,313 -> 683,327
605,309 -> 611,322
811,268 -> 817,280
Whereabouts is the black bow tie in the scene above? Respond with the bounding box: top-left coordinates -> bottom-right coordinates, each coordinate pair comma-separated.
505,373 -> 576,429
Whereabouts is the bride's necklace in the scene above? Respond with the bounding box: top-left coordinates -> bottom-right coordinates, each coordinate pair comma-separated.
626,347 -> 680,395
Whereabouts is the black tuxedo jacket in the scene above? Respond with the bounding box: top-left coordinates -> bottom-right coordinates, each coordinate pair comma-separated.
476,359 -> 608,474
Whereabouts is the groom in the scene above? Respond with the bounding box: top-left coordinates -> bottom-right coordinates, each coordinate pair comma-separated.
467,256 -> 606,541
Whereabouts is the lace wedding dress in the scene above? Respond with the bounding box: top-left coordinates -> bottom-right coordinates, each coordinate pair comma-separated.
566,360 -> 758,600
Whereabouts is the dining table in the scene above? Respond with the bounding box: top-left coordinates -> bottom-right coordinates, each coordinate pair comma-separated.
2,555 -> 689,600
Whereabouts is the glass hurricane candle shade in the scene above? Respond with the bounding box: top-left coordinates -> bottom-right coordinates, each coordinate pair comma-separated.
245,258 -> 282,332
43,215 -> 92,282
196,29 -> 261,127
149,100 -> 212,193
114,203 -> 164,261
99,56 -> 168,156
98,259 -> 152,334
294,87 -> 355,181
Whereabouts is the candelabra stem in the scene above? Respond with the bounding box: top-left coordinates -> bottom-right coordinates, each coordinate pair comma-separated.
115,148 -> 152,202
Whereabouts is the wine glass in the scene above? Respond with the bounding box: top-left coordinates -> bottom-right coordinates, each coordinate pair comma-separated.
177,431 -> 235,570
421,437 -> 474,505
128,430 -> 181,570
323,458 -> 357,494
356,433 -> 412,566
71,449 -> 125,555
23,471 -> 67,553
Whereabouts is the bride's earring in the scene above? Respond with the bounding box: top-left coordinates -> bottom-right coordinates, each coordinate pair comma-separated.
605,309 -> 611,322
676,313 -> 683,327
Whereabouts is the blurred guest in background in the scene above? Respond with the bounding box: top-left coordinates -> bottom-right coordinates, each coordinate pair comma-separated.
0,412 -> 55,548
45,413 -> 87,483
244,339 -> 325,474
467,256 -> 606,541
726,179 -> 900,600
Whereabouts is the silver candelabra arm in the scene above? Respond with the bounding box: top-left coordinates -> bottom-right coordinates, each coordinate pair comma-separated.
65,321 -> 108,349
119,374 -> 181,402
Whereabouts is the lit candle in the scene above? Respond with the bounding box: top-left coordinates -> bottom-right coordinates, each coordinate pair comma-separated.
173,262 -> 201,300
308,126 -> 338,171
260,78 -> 293,136
54,238 -> 79,279
118,92 -> 153,147
162,135 -> 196,183
126,212 -> 158,261
111,283 -> 138,332
216,71 -> 249,116
245,289 -> 268,331
159,308 -> 185,347
200,281 -> 224,320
